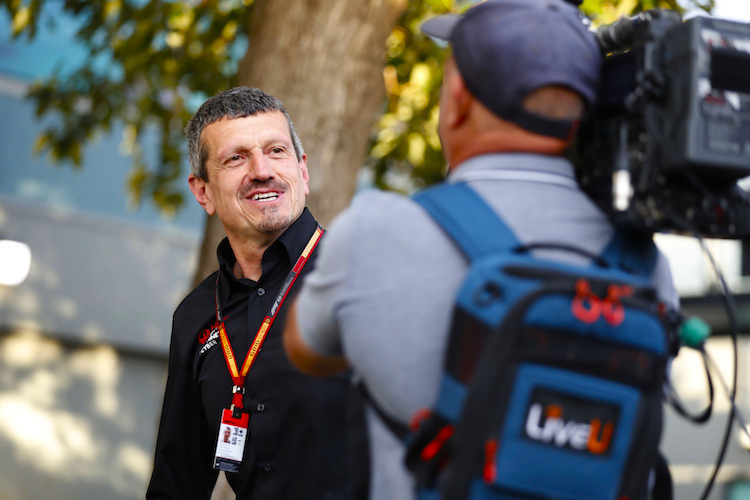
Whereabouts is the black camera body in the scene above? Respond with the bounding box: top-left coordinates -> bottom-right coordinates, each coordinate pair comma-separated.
574,10 -> 750,238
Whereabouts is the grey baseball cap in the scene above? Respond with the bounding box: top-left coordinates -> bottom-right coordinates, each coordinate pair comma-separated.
422,0 -> 601,139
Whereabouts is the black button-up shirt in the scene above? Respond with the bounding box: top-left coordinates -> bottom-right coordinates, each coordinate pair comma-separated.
148,209 -> 350,499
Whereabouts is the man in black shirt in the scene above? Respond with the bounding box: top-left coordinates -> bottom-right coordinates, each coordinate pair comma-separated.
147,87 -> 349,499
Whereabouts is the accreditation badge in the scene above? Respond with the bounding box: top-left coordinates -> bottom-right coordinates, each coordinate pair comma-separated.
213,408 -> 250,473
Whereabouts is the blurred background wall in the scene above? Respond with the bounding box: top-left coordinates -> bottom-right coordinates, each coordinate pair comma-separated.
0,8 -> 204,497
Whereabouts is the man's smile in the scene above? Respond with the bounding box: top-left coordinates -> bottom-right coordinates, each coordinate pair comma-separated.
249,191 -> 282,202
240,180 -> 289,207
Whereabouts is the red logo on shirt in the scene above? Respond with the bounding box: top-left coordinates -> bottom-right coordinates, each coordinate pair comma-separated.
198,319 -> 224,344
198,320 -> 223,356
198,328 -> 211,344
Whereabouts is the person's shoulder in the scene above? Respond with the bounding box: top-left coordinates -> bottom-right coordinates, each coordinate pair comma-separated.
347,188 -> 428,225
351,188 -> 409,207
164,271 -> 219,359
173,270 -> 218,319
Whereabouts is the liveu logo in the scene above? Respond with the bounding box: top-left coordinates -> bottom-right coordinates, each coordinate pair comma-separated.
524,402 -> 615,455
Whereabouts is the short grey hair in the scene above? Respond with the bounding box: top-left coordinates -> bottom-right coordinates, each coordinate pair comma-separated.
185,87 -> 304,181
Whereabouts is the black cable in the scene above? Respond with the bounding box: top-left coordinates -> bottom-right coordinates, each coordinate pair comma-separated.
667,352 -> 714,424
703,347 -> 750,442
694,236 -> 738,500
663,209 -> 740,499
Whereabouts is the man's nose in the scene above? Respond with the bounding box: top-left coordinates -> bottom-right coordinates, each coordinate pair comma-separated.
247,151 -> 274,181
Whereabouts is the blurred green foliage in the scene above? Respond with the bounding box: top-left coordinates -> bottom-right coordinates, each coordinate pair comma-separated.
5,0 -> 252,216
1,0 -> 714,212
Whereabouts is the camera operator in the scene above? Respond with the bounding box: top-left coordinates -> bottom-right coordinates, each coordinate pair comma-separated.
283,0 -> 679,498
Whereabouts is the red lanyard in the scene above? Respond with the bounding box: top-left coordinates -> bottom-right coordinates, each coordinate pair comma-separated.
215,226 -> 324,415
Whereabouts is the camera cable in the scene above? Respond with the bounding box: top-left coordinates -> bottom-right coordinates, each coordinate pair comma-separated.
690,234 -> 739,500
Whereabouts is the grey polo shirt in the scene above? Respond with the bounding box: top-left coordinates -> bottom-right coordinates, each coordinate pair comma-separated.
296,153 -> 678,500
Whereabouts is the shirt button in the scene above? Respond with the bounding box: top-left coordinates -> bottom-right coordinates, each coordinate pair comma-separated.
256,403 -> 265,412
257,287 -> 265,296
263,462 -> 272,472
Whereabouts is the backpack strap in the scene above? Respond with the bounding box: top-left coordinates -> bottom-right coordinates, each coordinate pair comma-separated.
412,182 -> 520,261
357,381 -> 409,440
415,182 -> 658,277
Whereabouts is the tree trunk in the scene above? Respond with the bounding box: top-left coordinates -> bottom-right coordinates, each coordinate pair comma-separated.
192,0 -> 406,287
191,213 -> 226,289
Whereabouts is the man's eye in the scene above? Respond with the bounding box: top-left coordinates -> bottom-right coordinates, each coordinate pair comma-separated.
270,147 -> 284,154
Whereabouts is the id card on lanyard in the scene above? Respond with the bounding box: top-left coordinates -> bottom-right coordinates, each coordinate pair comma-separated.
212,226 -> 323,473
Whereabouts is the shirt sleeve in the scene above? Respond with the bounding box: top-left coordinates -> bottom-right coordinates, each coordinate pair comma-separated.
651,249 -> 680,311
295,203 -> 360,357
147,319 -> 218,500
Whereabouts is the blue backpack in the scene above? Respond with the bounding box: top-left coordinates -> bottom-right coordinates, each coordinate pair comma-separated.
390,182 -> 675,500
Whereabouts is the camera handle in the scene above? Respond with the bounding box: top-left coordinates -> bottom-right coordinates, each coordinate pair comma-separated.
595,9 -> 681,53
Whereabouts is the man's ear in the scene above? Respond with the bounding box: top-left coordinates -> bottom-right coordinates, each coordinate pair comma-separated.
188,174 -> 215,215
443,58 -> 472,128
299,154 -> 310,196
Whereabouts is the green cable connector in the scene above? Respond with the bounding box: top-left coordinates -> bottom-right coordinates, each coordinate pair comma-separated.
679,316 -> 711,349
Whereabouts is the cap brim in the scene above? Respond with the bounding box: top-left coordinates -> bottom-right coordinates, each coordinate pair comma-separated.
420,14 -> 461,41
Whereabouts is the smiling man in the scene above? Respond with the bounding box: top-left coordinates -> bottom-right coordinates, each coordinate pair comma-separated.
147,87 -> 349,500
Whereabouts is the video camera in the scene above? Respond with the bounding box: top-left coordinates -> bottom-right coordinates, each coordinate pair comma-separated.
573,9 -> 750,238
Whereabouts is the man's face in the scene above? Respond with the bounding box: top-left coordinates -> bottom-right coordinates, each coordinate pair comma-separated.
190,111 -> 309,242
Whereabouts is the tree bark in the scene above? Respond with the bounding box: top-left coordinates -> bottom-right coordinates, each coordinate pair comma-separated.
191,213 -> 226,289
192,0 -> 407,287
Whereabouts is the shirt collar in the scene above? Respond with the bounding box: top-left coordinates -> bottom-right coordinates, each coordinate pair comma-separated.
448,153 -> 576,183
275,207 -> 318,264
216,207 -> 318,295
